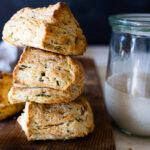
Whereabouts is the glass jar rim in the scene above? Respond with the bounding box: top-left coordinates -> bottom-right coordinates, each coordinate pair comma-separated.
109,14 -> 150,27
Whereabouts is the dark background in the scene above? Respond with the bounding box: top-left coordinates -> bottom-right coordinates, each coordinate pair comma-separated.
1,0 -> 150,44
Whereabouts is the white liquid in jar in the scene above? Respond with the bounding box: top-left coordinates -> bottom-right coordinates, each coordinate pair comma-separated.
104,73 -> 150,136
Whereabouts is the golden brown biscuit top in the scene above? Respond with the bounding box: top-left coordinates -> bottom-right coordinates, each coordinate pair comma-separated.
11,2 -> 79,28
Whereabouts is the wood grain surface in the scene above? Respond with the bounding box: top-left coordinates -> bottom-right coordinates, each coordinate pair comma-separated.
0,58 -> 116,150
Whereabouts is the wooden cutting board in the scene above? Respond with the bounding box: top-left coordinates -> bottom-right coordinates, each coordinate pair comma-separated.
0,58 -> 116,150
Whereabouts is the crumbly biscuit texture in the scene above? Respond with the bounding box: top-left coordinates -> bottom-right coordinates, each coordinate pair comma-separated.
2,2 -> 86,55
8,85 -> 83,104
13,47 -> 84,91
18,97 -> 94,141
0,73 -> 24,120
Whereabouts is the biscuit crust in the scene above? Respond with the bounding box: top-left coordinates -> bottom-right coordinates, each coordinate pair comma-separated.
13,47 -> 84,91
2,2 -> 86,56
0,73 -> 24,120
8,85 -> 83,104
17,97 -> 94,141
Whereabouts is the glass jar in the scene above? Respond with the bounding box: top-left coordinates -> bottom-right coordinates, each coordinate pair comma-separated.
104,14 -> 150,136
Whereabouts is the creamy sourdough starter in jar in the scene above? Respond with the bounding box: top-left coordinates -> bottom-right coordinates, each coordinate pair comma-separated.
105,14 -> 150,136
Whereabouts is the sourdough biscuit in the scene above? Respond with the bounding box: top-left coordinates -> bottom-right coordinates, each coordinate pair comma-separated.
2,2 -> 86,56
0,73 -> 24,120
17,96 -> 94,141
8,85 -> 83,104
13,47 -> 84,91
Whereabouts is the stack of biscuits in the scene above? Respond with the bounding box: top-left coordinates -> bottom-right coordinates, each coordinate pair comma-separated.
2,2 -> 94,141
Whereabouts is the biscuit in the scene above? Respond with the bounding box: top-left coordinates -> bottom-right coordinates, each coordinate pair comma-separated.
8,84 -> 83,104
0,73 -> 24,120
17,96 -> 94,141
2,2 -> 86,56
13,47 -> 84,91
